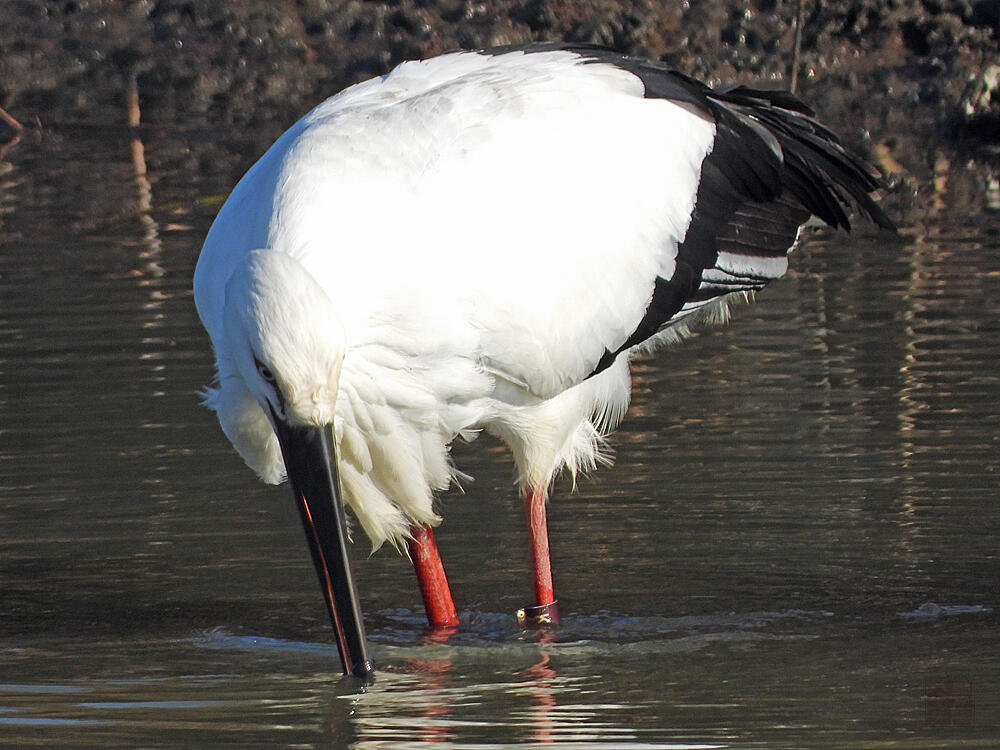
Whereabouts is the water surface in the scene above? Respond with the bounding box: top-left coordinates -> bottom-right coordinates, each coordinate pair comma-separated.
0,121 -> 997,747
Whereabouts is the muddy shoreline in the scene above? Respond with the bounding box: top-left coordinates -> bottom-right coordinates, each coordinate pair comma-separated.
2,1 -> 998,218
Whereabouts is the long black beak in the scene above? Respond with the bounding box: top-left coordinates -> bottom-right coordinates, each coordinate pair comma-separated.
272,416 -> 375,678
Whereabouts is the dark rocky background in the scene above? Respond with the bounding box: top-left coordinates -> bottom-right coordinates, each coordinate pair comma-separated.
2,0 -> 998,220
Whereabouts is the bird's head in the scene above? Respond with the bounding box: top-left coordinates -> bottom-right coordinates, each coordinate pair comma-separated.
222,249 -> 345,428
220,248 -> 373,678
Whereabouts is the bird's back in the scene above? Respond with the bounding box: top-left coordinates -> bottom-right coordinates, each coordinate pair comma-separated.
198,48 -> 725,399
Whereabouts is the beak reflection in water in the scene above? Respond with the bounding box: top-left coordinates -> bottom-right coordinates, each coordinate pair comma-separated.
271,411 -> 375,678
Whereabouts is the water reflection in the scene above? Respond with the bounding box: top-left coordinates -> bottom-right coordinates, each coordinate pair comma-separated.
348,659 -> 651,748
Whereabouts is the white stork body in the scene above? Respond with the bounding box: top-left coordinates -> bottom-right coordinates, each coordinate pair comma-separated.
195,44 -> 889,670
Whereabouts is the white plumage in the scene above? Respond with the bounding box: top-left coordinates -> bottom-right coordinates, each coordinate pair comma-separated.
195,47 -> 723,548
194,45 -> 890,654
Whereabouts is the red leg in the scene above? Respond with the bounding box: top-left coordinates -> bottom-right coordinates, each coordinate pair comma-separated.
518,486 -> 561,626
407,524 -> 460,628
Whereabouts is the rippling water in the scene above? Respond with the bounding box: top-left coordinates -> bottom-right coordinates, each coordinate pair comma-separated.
0,120 -> 997,747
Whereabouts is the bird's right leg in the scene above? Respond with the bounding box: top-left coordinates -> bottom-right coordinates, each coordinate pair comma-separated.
517,486 -> 561,626
407,524 -> 460,628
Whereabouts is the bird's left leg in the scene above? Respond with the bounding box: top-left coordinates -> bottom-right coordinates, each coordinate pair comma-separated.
517,486 -> 561,626
407,524 -> 460,628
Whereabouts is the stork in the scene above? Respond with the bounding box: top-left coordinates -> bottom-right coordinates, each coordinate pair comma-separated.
193,43 -> 892,677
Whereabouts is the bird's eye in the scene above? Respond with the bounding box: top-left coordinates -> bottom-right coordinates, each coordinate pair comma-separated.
255,359 -> 277,385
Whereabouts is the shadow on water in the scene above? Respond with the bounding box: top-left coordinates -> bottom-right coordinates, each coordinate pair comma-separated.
0,90 -> 998,747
